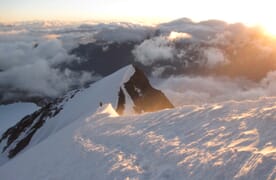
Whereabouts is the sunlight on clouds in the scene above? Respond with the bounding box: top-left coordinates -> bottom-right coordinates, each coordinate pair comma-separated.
43,34 -> 60,40
261,21 -> 276,37
0,30 -> 27,35
168,31 -> 191,40
102,0 -> 276,37
1,0 -> 276,35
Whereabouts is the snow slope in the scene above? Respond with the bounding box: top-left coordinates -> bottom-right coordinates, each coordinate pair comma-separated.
32,64 -> 134,136
0,65 -> 135,165
0,103 -> 38,134
0,97 -> 275,180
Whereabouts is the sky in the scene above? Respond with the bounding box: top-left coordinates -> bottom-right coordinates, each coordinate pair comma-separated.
0,0 -> 276,33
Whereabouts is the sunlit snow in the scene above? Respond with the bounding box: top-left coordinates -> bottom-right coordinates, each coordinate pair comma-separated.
0,98 -> 275,179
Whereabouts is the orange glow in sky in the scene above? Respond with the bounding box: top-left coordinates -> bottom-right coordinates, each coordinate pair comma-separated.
0,0 -> 276,35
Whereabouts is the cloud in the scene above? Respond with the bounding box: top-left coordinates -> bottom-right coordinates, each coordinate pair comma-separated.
133,19 -> 276,81
0,26 -> 99,103
132,33 -> 228,71
142,19 -> 276,106
0,21 -> 156,104
203,47 -> 228,68
0,61 -> 91,97
260,71 -> 276,96
158,18 -> 227,41
168,31 -> 192,40
1,19 -> 276,105
156,70 -> 276,106
132,36 -> 175,65
94,23 -> 154,43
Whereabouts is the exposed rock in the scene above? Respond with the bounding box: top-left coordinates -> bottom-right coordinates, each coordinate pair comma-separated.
0,90 -> 79,159
116,66 -> 174,115
70,41 -> 136,76
116,88 -> 125,115
0,99 -> 62,158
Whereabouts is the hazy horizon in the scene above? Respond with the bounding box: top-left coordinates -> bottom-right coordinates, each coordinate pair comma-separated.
1,0 -> 276,35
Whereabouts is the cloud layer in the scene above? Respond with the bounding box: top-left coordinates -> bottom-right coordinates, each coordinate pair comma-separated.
0,24 -> 99,103
132,36 -> 175,65
132,18 -> 276,81
0,21 -> 155,104
157,71 -> 276,106
1,19 -> 276,106
132,18 -> 276,105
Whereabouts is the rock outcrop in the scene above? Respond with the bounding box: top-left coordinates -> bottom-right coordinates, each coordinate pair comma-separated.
0,90 -> 79,160
0,99 -> 63,158
116,66 -> 174,115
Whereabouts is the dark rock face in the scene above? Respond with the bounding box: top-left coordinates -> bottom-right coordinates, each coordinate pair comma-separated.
116,66 -> 174,115
116,88 -> 126,115
0,99 -> 63,158
70,41 -> 137,76
0,90 -> 79,159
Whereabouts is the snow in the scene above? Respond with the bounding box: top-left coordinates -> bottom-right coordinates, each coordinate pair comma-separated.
0,65 -> 135,166
0,65 -> 137,166
121,65 -> 135,84
0,103 -> 38,134
120,65 -> 136,115
25,65 -> 134,149
0,97 -> 275,180
93,103 -> 118,118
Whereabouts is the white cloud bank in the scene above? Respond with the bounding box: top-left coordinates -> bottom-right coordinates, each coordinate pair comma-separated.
132,33 -> 228,70
1,19 -> 276,105
132,37 -> 175,65
0,27 -> 98,103
157,70 -> 276,106
0,21 -> 156,103
203,47 -> 228,68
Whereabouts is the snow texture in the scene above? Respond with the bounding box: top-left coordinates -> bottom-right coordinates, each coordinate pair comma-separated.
0,98 -> 275,179
120,65 -> 136,115
0,65 -> 135,166
0,103 -> 38,134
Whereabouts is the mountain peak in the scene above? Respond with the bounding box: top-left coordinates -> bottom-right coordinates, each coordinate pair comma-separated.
0,65 -> 173,164
116,65 -> 174,115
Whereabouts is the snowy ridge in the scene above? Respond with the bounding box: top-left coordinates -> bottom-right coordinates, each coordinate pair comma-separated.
93,103 -> 118,118
120,65 -> 136,115
0,64 -> 173,165
0,65 -> 134,165
0,97 -> 275,179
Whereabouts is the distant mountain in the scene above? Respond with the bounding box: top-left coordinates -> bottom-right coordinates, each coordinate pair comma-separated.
69,41 -> 137,76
